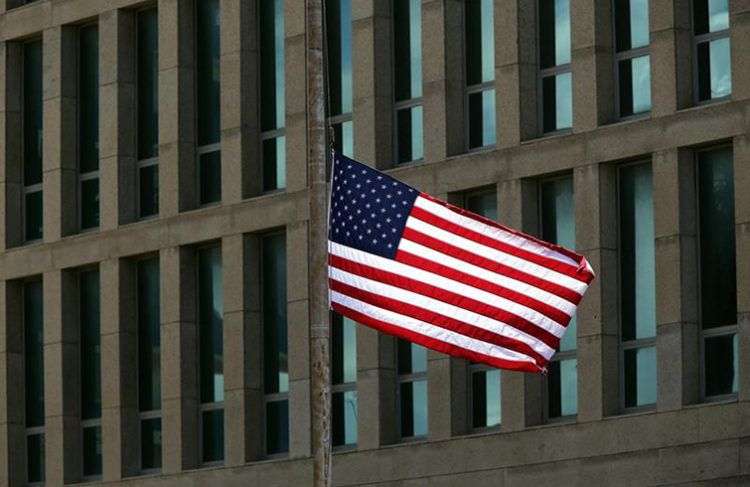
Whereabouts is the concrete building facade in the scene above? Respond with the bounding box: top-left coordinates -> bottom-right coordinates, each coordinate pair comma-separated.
0,0 -> 748,485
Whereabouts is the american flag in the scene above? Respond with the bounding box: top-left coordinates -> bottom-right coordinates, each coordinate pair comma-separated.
327,152 -> 595,373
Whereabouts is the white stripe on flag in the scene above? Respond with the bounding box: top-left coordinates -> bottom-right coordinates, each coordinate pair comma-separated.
330,290 -> 539,365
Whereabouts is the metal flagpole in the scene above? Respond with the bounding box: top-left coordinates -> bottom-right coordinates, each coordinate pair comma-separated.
306,0 -> 332,485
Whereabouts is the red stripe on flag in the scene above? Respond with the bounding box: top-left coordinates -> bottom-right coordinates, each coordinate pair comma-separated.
329,278 -> 547,365
329,254 -> 561,349
331,301 -> 542,373
395,249 -> 572,326
401,227 -> 583,305
410,205 -> 593,284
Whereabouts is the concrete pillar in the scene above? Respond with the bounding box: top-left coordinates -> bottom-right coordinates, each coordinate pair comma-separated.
495,0 -> 538,147
574,164 -> 619,421
287,222 -> 311,457
43,269 -> 82,484
220,0 -> 260,202
571,0 -> 614,130
42,26 -> 78,241
100,258 -> 139,480
730,0 -> 750,100
158,0 -> 196,216
99,9 -> 137,230
284,1 -> 307,192
422,0 -> 464,162
222,234 -> 263,464
356,327 -> 397,448
427,349 -> 468,439
650,0 -> 693,117
498,178 -> 544,430
733,136 -> 750,402
0,41 -> 23,250
653,148 -> 700,410
160,246 -> 199,473
352,0 -> 393,169
0,281 -> 25,487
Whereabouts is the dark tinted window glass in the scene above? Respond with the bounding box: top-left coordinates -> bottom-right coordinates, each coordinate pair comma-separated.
542,73 -> 572,132
332,315 -> 357,384
466,191 -> 497,220
393,0 -> 422,101
614,0 -> 649,51
399,380 -> 427,437
27,433 -> 45,483
261,0 -> 285,131
82,426 -> 102,476
137,8 -> 159,159
696,37 -> 732,101
138,258 -> 161,412
139,165 -> 159,217
262,136 -> 286,191
196,0 -> 220,146
199,150 -> 222,204
198,246 -> 223,404
698,148 -> 736,329
547,358 -> 577,417
539,0 -> 571,68
704,333 -> 738,396
618,56 -> 651,116
465,0 -> 494,86
24,280 -> 44,428
398,339 -> 427,375
81,269 -> 101,420
25,191 -> 43,241
80,178 -> 100,229
623,346 -> 656,407
471,369 -> 501,428
264,234 -> 288,394
693,0 -> 729,35
140,417 -> 162,470
468,90 -> 496,148
23,40 -> 43,187
79,25 -> 99,174
266,400 -> 289,455
332,390 -> 357,446
201,409 -> 224,463
326,0 -> 352,115
396,105 -> 423,163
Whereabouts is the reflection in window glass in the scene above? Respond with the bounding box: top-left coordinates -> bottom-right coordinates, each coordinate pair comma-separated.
394,0 -> 423,163
624,346 -> 656,407
465,0 -> 496,149
396,105 -> 424,163
261,0 -> 286,190
694,0 -> 731,101
398,339 -> 428,438
326,0 -> 352,116
614,0 -> 650,51
332,314 -> 357,447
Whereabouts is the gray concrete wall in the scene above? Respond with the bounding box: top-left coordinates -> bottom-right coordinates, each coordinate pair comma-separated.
0,0 -> 747,486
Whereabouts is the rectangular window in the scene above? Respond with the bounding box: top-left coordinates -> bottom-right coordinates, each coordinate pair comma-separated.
397,340 -> 428,438
24,280 -> 44,484
393,0 -> 423,163
697,147 -> 737,398
23,40 -> 43,242
619,162 -> 656,409
614,0 -> 651,117
694,0 -> 731,102
137,257 -> 161,471
79,25 -> 100,230
326,0 -> 354,160
197,0 -> 221,205
80,269 -> 102,478
540,176 -> 576,419
465,0 -> 496,149
539,0 -> 572,133
331,313 -> 357,447
261,0 -> 287,191
263,233 -> 288,455
137,8 -> 159,218
198,246 -> 224,464
462,189 -> 501,428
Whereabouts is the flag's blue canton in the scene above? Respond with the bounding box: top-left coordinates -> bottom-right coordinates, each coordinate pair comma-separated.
329,153 -> 418,259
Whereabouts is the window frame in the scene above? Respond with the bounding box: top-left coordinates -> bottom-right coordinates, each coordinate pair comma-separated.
396,341 -> 428,442
536,0 -> 573,136
691,0 -> 732,105
616,160 -> 656,413
694,144 -> 738,402
611,0 -> 652,120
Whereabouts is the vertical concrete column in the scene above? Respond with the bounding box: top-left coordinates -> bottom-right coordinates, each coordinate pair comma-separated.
730,0 -> 750,100
222,234 -> 263,464
220,0 -> 260,202
498,178 -> 544,430
287,222 -> 311,457
158,0 -> 196,216
42,26 -> 78,241
283,2 -> 307,192
495,0 -> 538,148
356,326 -> 397,448
422,0 -> 464,162
43,270 -> 81,484
0,42 -> 23,250
100,258 -> 139,480
653,148 -> 700,410
352,0 -> 393,169
160,246 -> 199,472
574,164 -> 619,421
0,281 -> 24,487
733,136 -> 750,401
650,0 -> 693,117
571,0 -> 614,131
99,9 -> 137,230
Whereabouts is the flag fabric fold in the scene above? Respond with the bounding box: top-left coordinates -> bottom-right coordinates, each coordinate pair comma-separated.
327,152 -> 595,373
